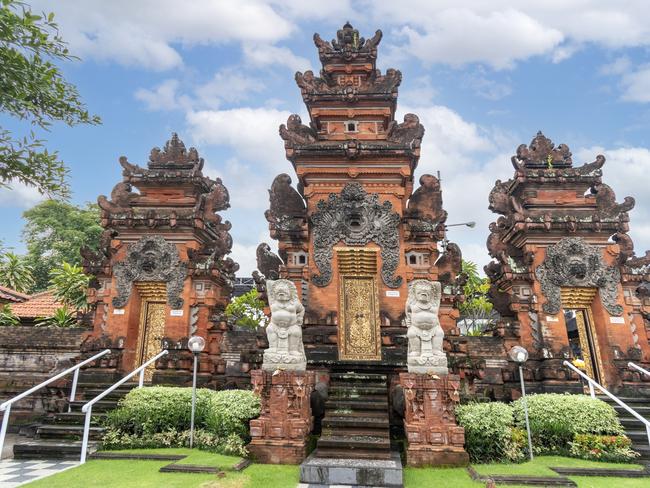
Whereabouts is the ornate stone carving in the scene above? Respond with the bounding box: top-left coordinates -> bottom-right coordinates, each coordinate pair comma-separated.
511,131 -> 572,169
264,173 -> 306,231
256,243 -> 283,280
313,22 -> 382,63
535,237 -> 623,316
279,115 -> 317,148
406,174 -> 447,224
113,235 -> 188,309
311,183 -> 402,288
97,182 -> 138,214
590,183 -> 635,216
405,280 -> 448,374
262,279 -> 306,371
148,132 -> 201,168
387,113 -> 425,148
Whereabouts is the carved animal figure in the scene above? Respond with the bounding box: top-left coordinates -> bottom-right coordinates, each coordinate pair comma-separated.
265,174 -> 306,225
279,114 -> 317,146
386,113 -> 424,148
405,280 -> 448,374
256,243 -> 283,280
97,182 -> 137,213
612,232 -> 635,264
118,156 -> 146,176
590,183 -> 635,215
574,155 -> 605,175
406,174 -> 447,223
262,279 -> 306,371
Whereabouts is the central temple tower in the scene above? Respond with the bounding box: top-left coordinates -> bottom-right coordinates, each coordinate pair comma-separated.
259,23 -> 462,369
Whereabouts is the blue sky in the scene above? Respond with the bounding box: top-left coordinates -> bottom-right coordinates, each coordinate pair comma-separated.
3,1 -> 650,275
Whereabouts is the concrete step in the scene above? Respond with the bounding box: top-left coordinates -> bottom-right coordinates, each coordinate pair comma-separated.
329,392 -> 388,402
329,373 -> 387,382
632,445 -> 650,460
321,426 -> 390,438
36,424 -> 104,440
301,451 -> 403,486
43,412 -> 106,426
313,447 -> 394,460
621,417 -> 650,429
13,440 -> 96,460
323,416 -> 390,430
611,405 -> 650,419
317,434 -> 390,451
624,430 -> 650,443
325,399 -> 388,412
69,399 -> 118,412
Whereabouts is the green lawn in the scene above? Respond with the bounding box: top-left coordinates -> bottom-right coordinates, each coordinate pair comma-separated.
23,450 -> 649,488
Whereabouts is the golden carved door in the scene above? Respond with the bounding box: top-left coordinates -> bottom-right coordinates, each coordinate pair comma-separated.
137,301 -> 166,381
337,248 -> 382,361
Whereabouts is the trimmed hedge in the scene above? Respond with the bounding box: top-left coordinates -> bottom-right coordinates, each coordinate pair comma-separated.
512,393 -> 623,454
103,386 -> 260,456
457,394 -> 635,463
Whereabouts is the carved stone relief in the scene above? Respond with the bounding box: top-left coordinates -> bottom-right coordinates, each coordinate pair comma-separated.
311,183 -> 402,288
535,237 -> 623,316
113,235 -> 188,309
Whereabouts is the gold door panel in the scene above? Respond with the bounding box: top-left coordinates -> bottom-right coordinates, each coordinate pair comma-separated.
137,301 -> 166,381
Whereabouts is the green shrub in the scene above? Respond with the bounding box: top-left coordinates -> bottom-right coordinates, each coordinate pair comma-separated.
569,434 -> 639,462
206,390 -> 261,440
106,386 -> 214,436
102,386 -> 261,457
512,394 -> 623,454
456,402 -> 525,463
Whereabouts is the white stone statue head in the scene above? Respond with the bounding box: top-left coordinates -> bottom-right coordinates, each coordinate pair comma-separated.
267,279 -> 298,305
407,279 -> 441,309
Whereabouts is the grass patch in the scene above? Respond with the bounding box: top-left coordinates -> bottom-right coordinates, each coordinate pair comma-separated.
568,477 -> 650,488
474,455 -> 645,478
23,448 -> 299,488
404,467 -> 483,487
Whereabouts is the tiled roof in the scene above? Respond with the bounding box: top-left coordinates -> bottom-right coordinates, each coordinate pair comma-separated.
0,285 -> 31,303
10,290 -> 68,318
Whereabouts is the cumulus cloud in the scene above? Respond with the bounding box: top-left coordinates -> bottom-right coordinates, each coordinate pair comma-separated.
0,183 -> 46,209
620,65 -> 650,102
242,44 -> 313,73
134,79 -> 192,111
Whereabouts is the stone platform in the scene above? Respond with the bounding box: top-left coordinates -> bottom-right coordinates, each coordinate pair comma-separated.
299,452 -> 403,487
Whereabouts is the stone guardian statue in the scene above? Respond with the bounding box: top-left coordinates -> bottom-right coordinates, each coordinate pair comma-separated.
405,279 -> 448,374
262,279 -> 306,371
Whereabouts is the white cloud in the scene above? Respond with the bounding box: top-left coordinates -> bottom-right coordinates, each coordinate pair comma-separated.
195,68 -> 265,108
242,43 -> 313,73
0,183 -> 46,208
186,107 -> 290,169
463,72 -> 512,100
599,56 -> 632,76
33,0 -> 294,70
620,65 -> 650,102
230,242 -> 260,277
134,79 -> 192,111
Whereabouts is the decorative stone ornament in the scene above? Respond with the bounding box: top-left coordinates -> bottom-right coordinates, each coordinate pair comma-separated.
112,235 -> 187,309
535,237 -> 623,316
262,279 -> 306,371
311,182 -> 402,288
405,280 -> 448,374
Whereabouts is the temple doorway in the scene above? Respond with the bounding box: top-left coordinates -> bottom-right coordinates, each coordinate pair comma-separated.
134,282 -> 167,381
563,308 -> 602,384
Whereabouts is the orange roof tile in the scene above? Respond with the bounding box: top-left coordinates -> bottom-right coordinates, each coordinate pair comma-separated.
0,285 -> 31,303
9,290 -> 69,318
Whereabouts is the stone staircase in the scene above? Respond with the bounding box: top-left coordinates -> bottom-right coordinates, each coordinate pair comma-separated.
315,372 -> 392,460
13,381 -> 136,460
598,395 -> 650,463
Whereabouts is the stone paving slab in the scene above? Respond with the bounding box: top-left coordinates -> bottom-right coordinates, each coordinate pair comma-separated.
0,459 -> 78,487
300,452 -> 403,487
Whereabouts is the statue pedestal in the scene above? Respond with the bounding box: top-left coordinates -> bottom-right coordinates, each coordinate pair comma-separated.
399,372 -> 469,467
248,369 -> 315,464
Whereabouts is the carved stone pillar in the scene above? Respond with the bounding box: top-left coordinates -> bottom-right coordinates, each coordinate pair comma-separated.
399,372 -> 469,467
248,369 -> 315,464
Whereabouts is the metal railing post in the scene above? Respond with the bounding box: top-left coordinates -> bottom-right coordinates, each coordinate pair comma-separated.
69,368 -> 80,412
519,365 -> 534,460
80,406 -> 92,464
588,380 -> 595,398
0,348 -> 110,460
79,349 -> 168,463
629,362 -> 650,378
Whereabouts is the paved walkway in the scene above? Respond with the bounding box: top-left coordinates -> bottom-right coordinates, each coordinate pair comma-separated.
0,459 -> 78,487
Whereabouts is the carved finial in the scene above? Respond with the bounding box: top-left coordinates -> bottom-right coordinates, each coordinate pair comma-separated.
148,133 -> 203,167
313,24 -> 382,64
512,131 -> 572,169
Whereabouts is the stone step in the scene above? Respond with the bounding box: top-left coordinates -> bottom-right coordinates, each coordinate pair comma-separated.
323,416 -> 390,430
621,417 -> 650,428
330,380 -> 387,389
329,373 -> 387,382
79,388 -> 132,401
317,434 -> 391,451
325,399 -> 388,412
329,392 -> 388,402
312,447 -> 394,460
624,430 -> 650,443
329,385 -> 388,396
44,411 -> 106,425
69,399 -> 118,412
632,445 -> 650,460
321,426 -> 390,438
611,405 -> 650,418
36,424 -> 104,440
13,439 -> 96,460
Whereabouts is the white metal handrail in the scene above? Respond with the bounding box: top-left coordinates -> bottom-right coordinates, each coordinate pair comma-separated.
563,360 -> 650,447
629,362 -> 650,378
0,349 -> 111,460
79,349 -> 168,463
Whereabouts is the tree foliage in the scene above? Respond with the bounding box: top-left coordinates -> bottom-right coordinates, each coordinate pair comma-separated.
0,304 -> 20,326
22,200 -> 101,290
0,251 -> 34,292
225,289 -> 267,329
0,0 -> 100,196
458,259 -> 498,336
49,261 -> 89,311
35,307 -> 76,327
